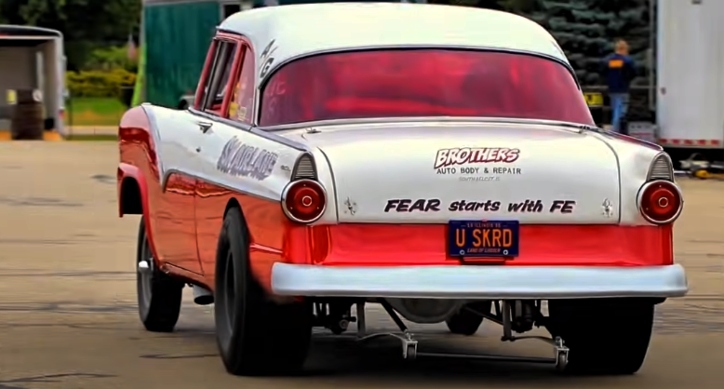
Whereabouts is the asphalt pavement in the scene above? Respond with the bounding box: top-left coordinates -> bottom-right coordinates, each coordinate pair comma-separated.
0,141 -> 723,389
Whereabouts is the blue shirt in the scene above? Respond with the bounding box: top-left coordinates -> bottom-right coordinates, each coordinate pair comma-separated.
601,53 -> 636,94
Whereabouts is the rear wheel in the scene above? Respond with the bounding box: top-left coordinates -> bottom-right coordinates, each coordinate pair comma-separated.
214,207 -> 312,376
445,301 -> 491,336
547,299 -> 655,375
137,218 -> 184,332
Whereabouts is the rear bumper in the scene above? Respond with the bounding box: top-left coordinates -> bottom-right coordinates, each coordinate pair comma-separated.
271,263 -> 688,299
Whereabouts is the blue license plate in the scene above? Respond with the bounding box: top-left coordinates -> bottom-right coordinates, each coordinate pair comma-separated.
447,220 -> 519,258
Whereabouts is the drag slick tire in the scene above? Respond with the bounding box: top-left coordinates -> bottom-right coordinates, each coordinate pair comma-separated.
446,301 -> 492,336
547,298 -> 655,375
214,207 -> 312,376
137,217 -> 184,332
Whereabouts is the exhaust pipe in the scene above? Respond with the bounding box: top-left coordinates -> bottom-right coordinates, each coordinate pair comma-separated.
193,285 -> 214,305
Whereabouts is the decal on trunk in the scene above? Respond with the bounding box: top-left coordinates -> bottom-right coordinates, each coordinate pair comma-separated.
434,147 -> 520,169
434,147 -> 522,181
216,137 -> 278,180
446,200 -> 577,213
508,199 -> 544,213
449,200 -> 502,212
384,199 -> 441,212
549,200 -> 576,213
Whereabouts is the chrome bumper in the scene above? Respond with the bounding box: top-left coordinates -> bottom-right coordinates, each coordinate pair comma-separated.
271,263 -> 688,299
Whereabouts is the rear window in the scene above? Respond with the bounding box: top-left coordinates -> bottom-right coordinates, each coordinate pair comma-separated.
259,49 -> 593,126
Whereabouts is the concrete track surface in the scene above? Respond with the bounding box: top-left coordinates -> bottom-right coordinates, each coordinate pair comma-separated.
0,142 -> 723,389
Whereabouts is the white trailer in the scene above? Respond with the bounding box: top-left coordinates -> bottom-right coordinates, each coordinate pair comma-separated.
0,25 -> 66,138
656,0 -> 724,159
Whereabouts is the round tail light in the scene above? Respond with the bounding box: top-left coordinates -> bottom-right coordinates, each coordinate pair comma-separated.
281,179 -> 327,223
638,180 -> 683,224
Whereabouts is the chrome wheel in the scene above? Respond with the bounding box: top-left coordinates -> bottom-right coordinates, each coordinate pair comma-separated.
137,237 -> 154,309
135,217 -> 183,332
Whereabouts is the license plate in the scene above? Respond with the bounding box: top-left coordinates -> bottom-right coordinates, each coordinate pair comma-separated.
583,92 -> 604,107
447,220 -> 519,258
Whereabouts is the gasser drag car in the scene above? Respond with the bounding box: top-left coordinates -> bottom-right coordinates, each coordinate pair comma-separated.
117,3 -> 688,377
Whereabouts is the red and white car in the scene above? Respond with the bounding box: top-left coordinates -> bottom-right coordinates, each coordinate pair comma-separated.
117,3 -> 688,377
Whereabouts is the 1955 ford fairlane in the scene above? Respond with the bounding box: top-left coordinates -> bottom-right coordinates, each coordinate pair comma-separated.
116,2 -> 688,377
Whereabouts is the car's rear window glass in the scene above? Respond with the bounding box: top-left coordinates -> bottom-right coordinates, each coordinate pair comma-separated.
259,49 -> 593,126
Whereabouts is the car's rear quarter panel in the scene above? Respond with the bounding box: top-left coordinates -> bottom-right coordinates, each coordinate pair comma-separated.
118,106 -> 162,265
193,181 -> 287,291
118,106 -> 340,292
591,132 -> 668,225
190,123 -> 333,291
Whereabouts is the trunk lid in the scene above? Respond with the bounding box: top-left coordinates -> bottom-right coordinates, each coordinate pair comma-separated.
301,122 -> 620,224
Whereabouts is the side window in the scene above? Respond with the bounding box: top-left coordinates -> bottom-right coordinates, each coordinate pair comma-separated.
229,46 -> 255,124
198,40 -> 238,115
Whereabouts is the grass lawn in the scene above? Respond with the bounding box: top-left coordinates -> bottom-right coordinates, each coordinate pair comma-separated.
65,97 -> 127,127
65,134 -> 118,141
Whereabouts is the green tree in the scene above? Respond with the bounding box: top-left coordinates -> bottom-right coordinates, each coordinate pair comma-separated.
500,0 -> 538,13
86,45 -> 138,72
15,0 -> 141,42
1,0 -> 141,70
429,0 -> 535,11
0,0 -> 24,24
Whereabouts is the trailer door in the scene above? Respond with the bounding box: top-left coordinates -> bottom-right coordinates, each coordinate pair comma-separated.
657,0 -> 724,148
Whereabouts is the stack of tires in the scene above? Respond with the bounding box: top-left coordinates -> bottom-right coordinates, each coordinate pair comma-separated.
10,90 -> 44,140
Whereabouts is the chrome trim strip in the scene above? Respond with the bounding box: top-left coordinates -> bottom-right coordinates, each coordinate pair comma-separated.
255,45 -> 577,89
316,147 -> 341,221
187,108 -> 310,151
646,152 -> 675,181
291,153 -> 318,180
259,116 -> 598,133
271,263 -> 688,299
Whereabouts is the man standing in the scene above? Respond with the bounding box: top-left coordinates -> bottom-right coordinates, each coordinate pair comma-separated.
601,39 -> 636,133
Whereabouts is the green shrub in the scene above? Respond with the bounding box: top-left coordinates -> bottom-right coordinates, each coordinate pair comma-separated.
66,68 -> 137,98
86,46 -> 138,73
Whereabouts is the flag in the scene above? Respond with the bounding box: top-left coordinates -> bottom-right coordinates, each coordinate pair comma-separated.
127,33 -> 137,61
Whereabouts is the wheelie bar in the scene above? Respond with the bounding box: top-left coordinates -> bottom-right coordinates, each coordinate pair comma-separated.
354,301 -> 570,370
393,332 -> 569,370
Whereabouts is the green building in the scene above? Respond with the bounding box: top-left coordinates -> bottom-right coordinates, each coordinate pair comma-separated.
135,0 -> 249,108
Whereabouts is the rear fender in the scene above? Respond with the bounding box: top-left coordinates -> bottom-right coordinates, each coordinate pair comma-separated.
117,163 -> 160,266
117,105 -> 161,264
591,131 -> 669,225
117,163 -> 149,219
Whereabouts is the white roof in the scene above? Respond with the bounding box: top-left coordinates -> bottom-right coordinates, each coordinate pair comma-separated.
218,3 -> 568,83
